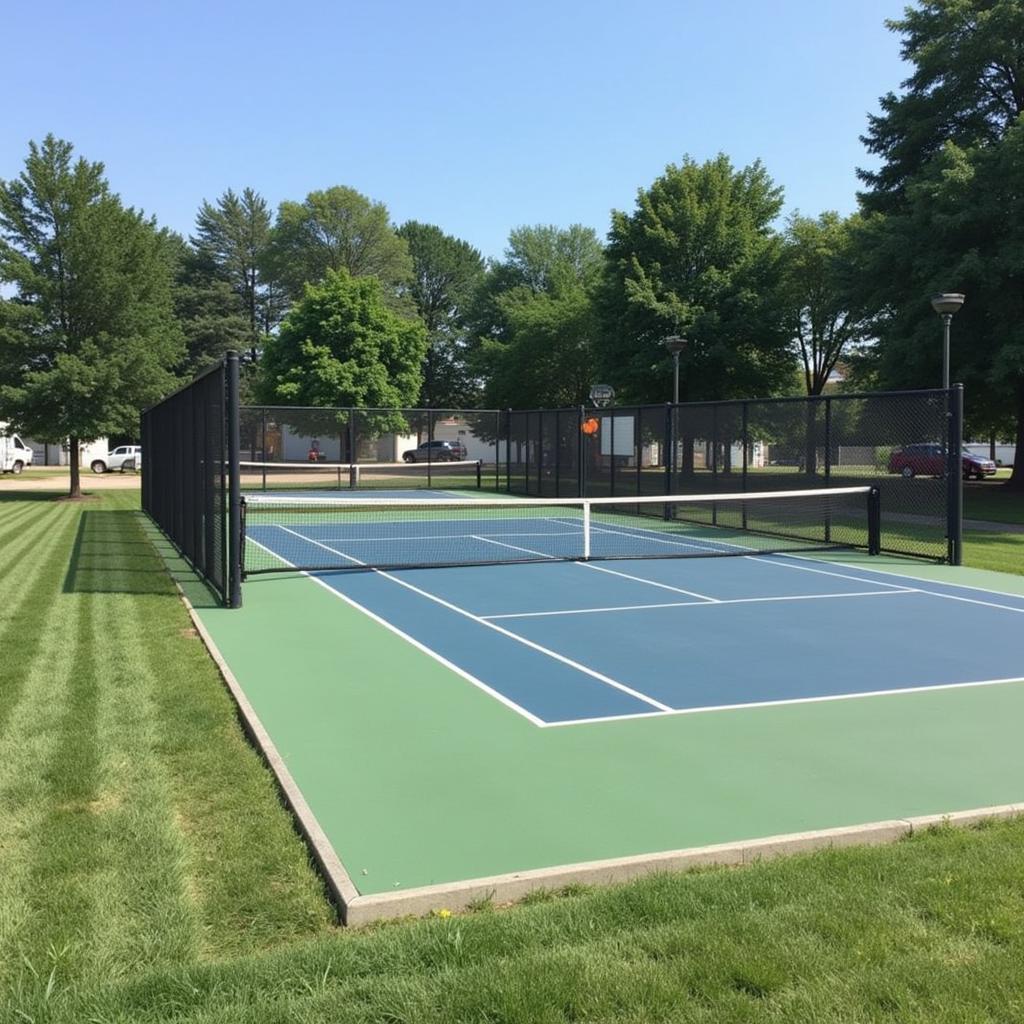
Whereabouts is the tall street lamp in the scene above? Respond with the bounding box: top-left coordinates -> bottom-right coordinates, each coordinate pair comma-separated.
930,293 -> 965,390
662,335 -> 689,404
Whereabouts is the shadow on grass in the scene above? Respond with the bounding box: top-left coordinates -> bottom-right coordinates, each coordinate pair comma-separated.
64,510 -> 224,608
0,490 -> 76,503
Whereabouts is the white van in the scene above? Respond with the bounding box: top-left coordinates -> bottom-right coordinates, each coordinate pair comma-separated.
0,431 -> 35,474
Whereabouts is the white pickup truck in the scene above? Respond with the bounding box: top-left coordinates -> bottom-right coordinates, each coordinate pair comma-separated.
0,431 -> 34,474
90,444 -> 142,474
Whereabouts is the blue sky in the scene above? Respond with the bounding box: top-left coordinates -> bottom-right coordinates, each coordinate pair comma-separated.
3,0 -> 907,260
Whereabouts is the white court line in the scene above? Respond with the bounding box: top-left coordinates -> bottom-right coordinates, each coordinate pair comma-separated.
482,588 -> 916,620
753,556 -> 1024,615
246,534 -> 546,727
308,529 -> 579,544
544,675 -> 1024,727
473,532 -> 720,602
275,526 -> 672,714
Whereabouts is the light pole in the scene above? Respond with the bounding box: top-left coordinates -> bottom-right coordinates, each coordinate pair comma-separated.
930,293 -> 965,390
662,335 -> 688,404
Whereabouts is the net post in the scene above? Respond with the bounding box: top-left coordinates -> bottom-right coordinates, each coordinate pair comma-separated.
948,384 -> 964,565
226,351 -> 242,609
238,496 -> 248,580
582,500 -> 591,560
867,486 -> 882,555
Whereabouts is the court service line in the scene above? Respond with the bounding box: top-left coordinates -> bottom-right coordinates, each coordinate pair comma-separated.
247,534 -> 547,727
472,532 -> 720,602
544,674 -> 1024,727
275,526 -> 672,714
311,529 -> 579,543
481,588 -> 917,620
754,556 -> 1024,615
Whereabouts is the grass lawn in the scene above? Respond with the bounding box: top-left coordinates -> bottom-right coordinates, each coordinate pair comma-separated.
2,487 -> 1024,1022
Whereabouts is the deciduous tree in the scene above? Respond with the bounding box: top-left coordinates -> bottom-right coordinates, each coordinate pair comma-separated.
854,0 -> 1024,489
257,269 -> 427,433
596,154 -> 795,405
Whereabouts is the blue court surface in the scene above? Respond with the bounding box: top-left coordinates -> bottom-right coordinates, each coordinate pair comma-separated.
245,509 -> 1024,726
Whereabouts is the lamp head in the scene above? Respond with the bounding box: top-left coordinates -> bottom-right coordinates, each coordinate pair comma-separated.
931,293 -> 965,316
662,335 -> 689,355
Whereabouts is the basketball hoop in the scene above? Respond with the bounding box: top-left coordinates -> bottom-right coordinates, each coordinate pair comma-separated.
589,384 -> 615,408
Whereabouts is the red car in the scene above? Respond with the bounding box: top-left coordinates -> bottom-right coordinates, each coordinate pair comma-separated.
888,444 -> 997,480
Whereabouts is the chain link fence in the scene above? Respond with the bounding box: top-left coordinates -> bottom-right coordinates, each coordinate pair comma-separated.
505,389 -> 963,563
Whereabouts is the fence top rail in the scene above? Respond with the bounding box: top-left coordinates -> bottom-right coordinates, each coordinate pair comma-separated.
241,405 -> 502,415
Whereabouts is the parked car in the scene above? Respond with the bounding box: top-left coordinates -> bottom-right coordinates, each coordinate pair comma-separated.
401,439 -> 467,463
887,443 -> 997,480
0,431 -> 34,474
91,444 -> 142,474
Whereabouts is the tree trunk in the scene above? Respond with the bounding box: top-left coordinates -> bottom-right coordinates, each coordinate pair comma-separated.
69,436 -> 81,498
990,433 -> 996,462
1008,384 -> 1024,492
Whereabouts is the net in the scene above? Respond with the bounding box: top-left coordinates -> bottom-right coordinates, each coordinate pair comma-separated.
239,459 -> 484,494
241,485 -> 880,576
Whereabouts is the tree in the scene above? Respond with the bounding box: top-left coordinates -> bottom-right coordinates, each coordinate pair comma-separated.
0,135 -> 183,497
263,186 -> 413,304
596,154 -> 795,406
780,212 -> 871,395
477,286 -> 598,409
170,233 -> 251,376
257,269 -> 428,432
470,224 -> 604,408
854,0 -> 1024,489
192,187 -> 284,357
397,221 -> 486,408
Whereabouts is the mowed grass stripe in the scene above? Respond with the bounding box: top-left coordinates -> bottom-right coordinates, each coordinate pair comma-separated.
0,507 -> 88,994
0,502 -> 80,735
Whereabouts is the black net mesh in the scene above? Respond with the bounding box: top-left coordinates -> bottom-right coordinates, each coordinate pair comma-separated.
241,487 -> 879,575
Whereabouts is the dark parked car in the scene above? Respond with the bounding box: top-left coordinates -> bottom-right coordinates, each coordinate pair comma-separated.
888,444 -> 997,480
401,439 -> 468,463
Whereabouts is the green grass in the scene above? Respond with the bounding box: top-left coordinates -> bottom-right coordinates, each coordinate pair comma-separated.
2,489 -> 1024,1022
964,478 -> 1024,525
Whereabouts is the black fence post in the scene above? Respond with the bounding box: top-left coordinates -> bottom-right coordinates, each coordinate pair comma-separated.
741,401 -> 749,530
577,406 -> 586,497
505,409 -> 512,492
948,384 -> 964,565
427,408 -> 434,488
226,352 -> 242,609
664,403 -> 673,497
824,397 -> 832,543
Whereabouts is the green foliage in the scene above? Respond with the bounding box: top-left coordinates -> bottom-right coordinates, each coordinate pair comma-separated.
192,186 -> 284,352
257,269 -> 428,433
597,154 -> 795,404
853,0 -> 1024,486
397,221 -> 486,408
780,211 -> 870,395
169,233 -> 252,376
479,286 -> 597,409
264,186 -> 413,304
0,135 -> 182,493
471,224 -> 603,408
